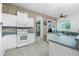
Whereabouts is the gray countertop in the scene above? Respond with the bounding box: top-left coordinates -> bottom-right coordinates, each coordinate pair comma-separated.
48,33 -> 78,50
2,32 -> 35,37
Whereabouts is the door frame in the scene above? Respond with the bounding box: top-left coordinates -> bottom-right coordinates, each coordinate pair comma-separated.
36,16 -> 43,39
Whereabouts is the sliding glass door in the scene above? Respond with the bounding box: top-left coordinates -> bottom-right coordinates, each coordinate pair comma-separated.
48,19 -> 56,33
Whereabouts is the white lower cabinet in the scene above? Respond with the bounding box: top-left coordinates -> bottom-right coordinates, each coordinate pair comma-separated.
28,33 -> 36,43
2,37 -> 7,55
2,35 -> 17,55
3,35 -> 17,50
2,33 -> 35,53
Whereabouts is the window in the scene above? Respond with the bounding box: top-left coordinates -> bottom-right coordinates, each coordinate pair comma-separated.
60,19 -> 71,31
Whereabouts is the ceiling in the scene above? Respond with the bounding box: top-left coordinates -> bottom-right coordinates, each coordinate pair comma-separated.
13,3 -> 79,18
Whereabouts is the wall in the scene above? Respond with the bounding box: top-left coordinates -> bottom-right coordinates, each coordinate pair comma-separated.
49,41 -> 78,56
2,3 -> 55,41
67,14 -> 79,32
57,18 -> 61,31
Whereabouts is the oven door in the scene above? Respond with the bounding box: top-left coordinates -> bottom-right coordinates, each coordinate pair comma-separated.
17,34 -> 28,43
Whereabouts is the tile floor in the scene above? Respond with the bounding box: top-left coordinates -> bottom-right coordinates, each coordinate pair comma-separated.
4,38 -> 48,56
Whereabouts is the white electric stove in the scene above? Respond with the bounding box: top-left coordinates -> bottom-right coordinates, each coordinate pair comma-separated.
17,29 -> 29,47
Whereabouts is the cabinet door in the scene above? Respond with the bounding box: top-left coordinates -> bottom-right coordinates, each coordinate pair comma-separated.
16,12 -> 28,27
4,35 -> 17,49
28,33 -> 35,43
2,14 -> 16,26
28,18 -> 34,27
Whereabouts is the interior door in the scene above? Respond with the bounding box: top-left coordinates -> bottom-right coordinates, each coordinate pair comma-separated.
0,3 -> 2,56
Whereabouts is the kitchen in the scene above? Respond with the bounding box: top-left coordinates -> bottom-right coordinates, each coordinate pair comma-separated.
1,3 -> 50,56
0,3 -> 79,56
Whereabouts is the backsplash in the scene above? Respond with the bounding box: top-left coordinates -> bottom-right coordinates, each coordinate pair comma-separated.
2,27 -> 17,37
2,27 -> 35,37
27,28 -> 35,33
2,27 -> 17,33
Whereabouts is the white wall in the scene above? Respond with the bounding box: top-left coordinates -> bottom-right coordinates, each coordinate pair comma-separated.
67,14 -> 79,32
49,41 -> 78,56
57,18 -> 61,31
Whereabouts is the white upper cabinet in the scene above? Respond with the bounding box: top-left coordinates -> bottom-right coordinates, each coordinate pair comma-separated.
2,13 -> 17,26
27,18 -> 34,27
16,12 -> 34,27
2,12 -> 34,27
16,12 -> 28,27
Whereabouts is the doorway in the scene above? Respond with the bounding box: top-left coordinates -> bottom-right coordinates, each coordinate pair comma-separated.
36,16 -> 43,39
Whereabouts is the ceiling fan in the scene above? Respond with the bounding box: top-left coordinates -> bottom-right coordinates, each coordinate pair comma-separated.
60,13 -> 68,18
